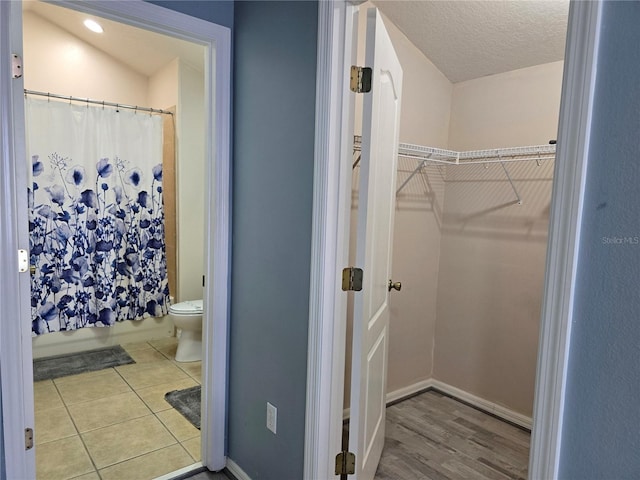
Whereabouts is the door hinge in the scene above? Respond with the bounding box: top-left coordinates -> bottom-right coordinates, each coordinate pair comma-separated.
342,267 -> 363,292
18,249 -> 29,273
12,54 -> 23,79
25,428 -> 34,450
335,450 -> 355,476
350,65 -> 372,93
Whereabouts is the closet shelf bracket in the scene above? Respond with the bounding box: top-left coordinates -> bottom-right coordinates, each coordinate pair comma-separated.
396,158 -> 429,194
499,161 -> 522,205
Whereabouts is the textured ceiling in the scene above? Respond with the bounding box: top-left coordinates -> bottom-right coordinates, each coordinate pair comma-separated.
24,0 -> 568,84
373,0 -> 570,83
23,0 -> 204,77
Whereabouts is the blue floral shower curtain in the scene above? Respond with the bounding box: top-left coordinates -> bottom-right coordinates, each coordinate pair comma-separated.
27,98 -> 170,335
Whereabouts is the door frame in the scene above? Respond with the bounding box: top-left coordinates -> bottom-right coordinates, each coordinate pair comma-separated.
304,2 -> 357,478
0,0 -> 231,475
304,1 -> 603,478
528,2 -> 602,478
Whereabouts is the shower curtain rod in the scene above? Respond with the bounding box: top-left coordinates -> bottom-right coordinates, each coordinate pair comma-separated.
24,89 -> 174,116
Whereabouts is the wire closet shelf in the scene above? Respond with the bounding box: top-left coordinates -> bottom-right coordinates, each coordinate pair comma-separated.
352,135 -> 556,204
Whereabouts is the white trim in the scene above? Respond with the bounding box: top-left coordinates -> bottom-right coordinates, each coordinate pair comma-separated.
0,2 -> 35,478
226,458 -> 253,480
343,379 -> 432,420
0,0 -> 232,474
304,2 -> 356,479
430,380 -> 532,430
529,2 -> 602,479
342,379 -> 531,430
386,379 -> 432,405
153,462 -> 203,480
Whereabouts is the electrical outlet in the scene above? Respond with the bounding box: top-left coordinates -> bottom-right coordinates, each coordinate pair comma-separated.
266,402 -> 277,434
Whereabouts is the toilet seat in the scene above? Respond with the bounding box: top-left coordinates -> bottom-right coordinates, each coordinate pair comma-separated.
169,299 -> 203,316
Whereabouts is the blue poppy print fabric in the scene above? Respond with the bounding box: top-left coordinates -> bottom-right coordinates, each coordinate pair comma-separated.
26,98 -> 170,335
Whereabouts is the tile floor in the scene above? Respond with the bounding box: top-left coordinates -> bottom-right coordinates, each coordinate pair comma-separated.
34,337 -> 204,480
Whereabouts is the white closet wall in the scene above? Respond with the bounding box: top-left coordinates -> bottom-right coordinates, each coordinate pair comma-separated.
434,62 -> 564,416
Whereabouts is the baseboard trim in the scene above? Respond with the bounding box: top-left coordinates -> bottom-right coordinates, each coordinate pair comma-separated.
342,378 -> 532,431
343,379 -> 432,420
429,379 -> 532,430
226,458 -> 252,480
386,379 -> 433,406
155,462 -> 204,480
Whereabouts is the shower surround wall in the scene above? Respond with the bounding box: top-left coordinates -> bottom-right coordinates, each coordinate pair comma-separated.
24,10 -> 204,357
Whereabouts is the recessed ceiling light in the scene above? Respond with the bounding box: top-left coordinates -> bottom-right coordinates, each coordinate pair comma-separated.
83,19 -> 103,34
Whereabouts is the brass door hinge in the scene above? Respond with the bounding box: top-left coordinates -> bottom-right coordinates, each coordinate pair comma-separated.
342,267 -> 363,292
12,54 -> 23,79
25,428 -> 34,450
350,65 -> 372,93
335,450 -> 355,476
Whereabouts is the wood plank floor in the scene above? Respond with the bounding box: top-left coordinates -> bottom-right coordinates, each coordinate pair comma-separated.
374,390 -> 530,480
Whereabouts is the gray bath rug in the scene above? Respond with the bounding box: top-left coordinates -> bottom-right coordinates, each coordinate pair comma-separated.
165,385 -> 202,429
33,345 -> 135,382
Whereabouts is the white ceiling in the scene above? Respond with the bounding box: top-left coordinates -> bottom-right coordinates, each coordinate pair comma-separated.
23,0 -> 568,85
22,0 -> 204,77
373,0 -> 570,83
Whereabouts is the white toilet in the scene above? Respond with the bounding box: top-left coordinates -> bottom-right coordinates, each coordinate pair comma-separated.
169,299 -> 203,362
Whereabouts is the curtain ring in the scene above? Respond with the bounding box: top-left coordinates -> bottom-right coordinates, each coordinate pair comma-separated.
69,95 -> 72,105
102,100 -> 105,110
135,106 -> 138,115
116,104 -> 120,113
86,98 -> 89,108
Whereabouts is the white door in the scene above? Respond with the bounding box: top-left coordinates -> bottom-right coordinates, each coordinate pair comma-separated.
348,8 -> 403,480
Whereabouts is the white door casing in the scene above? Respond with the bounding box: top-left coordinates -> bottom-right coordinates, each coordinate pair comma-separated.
0,2 -> 35,478
348,9 -> 403,480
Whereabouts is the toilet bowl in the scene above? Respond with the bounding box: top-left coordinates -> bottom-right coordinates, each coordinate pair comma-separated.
169,299 -> 203,362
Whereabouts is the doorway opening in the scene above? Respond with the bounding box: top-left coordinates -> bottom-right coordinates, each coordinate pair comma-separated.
12,1 -> 231,478
340,2 -> 569,478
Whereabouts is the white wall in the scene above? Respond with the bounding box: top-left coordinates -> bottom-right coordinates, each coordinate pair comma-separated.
448,62 -> 564,150
148,57 -> 206,304
23,11 -> 148,106
149,58 -> 179,108
176,61 -> 205,302
434,61 -> 564,416
346,4 -> 453,407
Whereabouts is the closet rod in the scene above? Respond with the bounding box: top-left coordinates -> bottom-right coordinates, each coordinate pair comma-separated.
24,89 -> 173,116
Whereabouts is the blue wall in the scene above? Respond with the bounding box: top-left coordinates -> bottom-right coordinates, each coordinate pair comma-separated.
146,1 -> 233,29
152,1 -> 319,477
228,1 -> 317,478
559,2 -> 640,478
